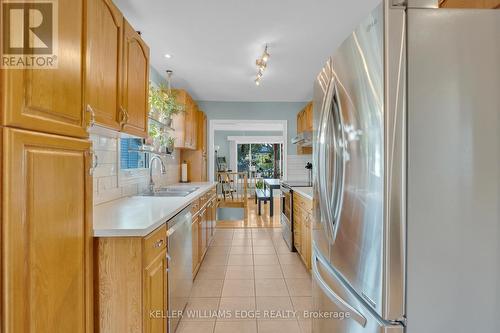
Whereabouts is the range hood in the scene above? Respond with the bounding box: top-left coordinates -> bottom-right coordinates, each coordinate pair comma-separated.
292,131 -> 312,147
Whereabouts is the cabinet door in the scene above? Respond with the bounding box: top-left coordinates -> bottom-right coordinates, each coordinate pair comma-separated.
199,209 -> 207,256
172,111 -> 186,148
294,213 -> 302,253
301,214 -> 309,268
1,0 -> 87,138
144,251 -> 167,333
297,111 -> 303,133
207,200 -> 213,241
86,0 -> 123,130
121,19 -> 150,138
184,98 -> 197,149
199,111 -> 207,154
190,103 -> 198,149
2,128 -> 92,332
440,0 -> 500,8
204,205 -> 211,246
172,90 -> 187,148
305,103 -> 313,132
192,216 -> 200,274
305,215 -> 312,269
184,99 -> 193,149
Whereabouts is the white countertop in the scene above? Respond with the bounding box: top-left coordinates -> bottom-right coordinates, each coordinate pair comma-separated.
93,182 -> 217,237
293,187 -> 313,201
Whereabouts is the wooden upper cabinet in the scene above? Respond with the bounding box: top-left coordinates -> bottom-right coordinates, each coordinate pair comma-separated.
304,102 -> 313,132
86,0 -> 123,131
2,128 -> 92,332
198,111 -> 207,154
186,100 -> 198,150
121,19 -> 150,138
296,102 -> 313,155
172,90 -> 198,150
181,110 -> 207,182
86,4 -> 150,138
297,110 -> 304,133
439,0 -> 500,8
1,0 -> 87,138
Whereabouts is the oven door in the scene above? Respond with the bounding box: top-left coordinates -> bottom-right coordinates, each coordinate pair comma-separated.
280,185 -> 294,251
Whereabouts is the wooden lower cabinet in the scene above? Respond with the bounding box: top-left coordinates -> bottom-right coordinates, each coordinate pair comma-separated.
192,213 -> 201,275
199,207 -> 208,258
301,214 -> 312,269
439,0 -> 500,8
191,189 -> 217,279
95,224 -> 168,333
294,211 -> 302,253
293,192 -> 312,270
2,128 -> 93,332
144,252 -> 168,333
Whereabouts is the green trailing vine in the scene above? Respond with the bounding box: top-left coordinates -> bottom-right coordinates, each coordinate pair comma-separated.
149,83 -> 185,119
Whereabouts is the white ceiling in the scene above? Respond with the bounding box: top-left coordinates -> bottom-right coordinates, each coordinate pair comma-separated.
114,0 -> 380,102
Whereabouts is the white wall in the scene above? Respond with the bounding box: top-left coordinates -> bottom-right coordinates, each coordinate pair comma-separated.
286,154 -> 312,182
91,132 -> 180,205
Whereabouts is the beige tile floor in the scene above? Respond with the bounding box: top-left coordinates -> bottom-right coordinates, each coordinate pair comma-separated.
177,228 -> 313,333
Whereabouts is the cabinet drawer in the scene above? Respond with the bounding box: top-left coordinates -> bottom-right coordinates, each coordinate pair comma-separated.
143,224 -> 167,264
199,193 -> 207,207
191,198 -> 200,215
294,205 -> 308,222
293,193 -> 312,211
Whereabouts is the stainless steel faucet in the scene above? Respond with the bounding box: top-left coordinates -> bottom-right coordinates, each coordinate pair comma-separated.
149,155 -> 167,192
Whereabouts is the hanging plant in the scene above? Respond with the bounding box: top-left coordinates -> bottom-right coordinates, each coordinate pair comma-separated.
149,83 -> 185,122
148,122 -> 161,140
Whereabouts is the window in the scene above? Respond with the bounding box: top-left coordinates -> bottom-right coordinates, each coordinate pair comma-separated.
237,143 -> 282,178
120,138 -> 149,169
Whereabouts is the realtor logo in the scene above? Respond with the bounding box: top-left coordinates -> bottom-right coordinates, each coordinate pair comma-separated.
1,0 -> 58,68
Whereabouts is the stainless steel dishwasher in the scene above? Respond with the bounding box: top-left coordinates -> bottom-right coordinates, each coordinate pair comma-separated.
166,205 -> 192,333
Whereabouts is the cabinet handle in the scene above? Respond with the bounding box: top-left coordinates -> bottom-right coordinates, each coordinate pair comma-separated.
86,104 -> 96,130
154,239 -> 164,248
120,106 -> 129,128
166,253 -> 171,261
88,150 -> 98,176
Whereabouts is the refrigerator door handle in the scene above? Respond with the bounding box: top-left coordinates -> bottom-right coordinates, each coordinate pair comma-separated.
312,252 -> 367,328
317,78 -> 336,244
330,80 -> 346,240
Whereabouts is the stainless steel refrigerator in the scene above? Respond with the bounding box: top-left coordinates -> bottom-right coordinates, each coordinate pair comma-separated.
312,1 -> 500,332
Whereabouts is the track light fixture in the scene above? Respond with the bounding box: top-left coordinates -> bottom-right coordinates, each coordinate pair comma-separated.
255,44 -> 270,86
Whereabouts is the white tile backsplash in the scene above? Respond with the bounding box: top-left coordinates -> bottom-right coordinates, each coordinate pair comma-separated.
90,132 -> 180,205
287,154 -> 312,182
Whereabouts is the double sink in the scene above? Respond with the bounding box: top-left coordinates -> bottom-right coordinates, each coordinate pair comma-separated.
139,186 -> 200,197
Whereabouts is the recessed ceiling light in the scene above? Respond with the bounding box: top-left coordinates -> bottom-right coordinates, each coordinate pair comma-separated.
164,54 -> 172,59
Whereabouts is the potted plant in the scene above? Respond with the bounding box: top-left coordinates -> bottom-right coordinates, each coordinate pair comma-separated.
166,136 -> 175,154
147,122 -> 162,149
148,83 -> 185,127
305,162 -> 313,186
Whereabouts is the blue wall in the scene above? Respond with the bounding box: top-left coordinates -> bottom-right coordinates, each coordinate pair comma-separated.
196,101 -> 307,154
150,66 -> 167,86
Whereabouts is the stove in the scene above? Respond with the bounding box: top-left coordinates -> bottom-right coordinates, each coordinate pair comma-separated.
279,181 -> 312,251
281,181 -> 312,188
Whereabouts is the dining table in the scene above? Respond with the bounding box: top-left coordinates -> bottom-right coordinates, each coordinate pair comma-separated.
263,178 -> 281,217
